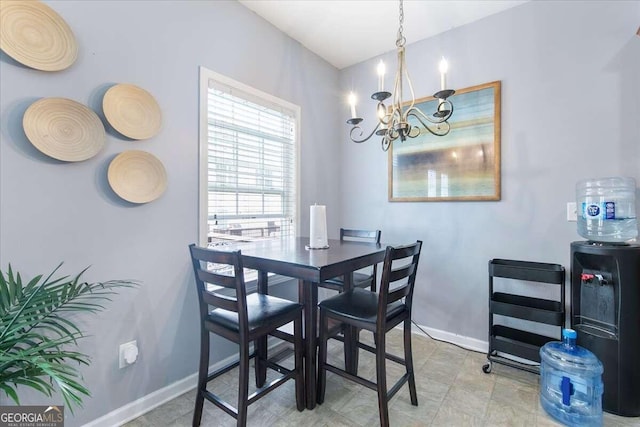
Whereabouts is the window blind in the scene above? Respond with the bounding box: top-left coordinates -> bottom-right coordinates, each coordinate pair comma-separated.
206,78 -> 297,247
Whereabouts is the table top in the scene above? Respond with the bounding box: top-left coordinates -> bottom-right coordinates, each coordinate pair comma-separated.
226,237 -> 387,282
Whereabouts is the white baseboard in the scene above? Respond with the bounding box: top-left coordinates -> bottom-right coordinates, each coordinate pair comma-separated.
85,325 -> 487,426
82,349 -> 239,427
409,323 -> 489,354
83,343 -> 276,427
83,372 -> 199,427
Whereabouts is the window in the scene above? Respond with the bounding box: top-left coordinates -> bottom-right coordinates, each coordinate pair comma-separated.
199,67 -> 299,250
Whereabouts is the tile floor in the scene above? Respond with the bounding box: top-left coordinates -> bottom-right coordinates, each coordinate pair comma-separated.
124,330 -> 639,426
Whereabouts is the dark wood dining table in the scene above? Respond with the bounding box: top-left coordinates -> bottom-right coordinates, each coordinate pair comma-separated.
229,237 -> 386,409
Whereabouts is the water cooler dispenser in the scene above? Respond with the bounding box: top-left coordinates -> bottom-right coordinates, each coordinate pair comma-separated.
570,241 -> 640,416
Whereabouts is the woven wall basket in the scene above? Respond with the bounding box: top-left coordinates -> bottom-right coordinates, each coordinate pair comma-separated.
0,0 -> 78,71
108,150 -> 167,203
103,84 -> 162,140
23,97 -> 105,162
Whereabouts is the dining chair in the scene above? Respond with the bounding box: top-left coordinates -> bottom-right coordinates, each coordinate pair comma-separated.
316,240 -> 423,427
188,244 -> 304,427
318,228 -> 382,292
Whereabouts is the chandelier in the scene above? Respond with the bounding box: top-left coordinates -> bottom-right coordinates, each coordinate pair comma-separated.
347,0 -> 455,151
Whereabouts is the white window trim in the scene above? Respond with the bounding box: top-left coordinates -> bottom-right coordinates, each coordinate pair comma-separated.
198,66 -> 301,248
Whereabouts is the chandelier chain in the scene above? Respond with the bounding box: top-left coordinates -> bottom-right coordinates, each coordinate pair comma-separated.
396,0 -> 405,48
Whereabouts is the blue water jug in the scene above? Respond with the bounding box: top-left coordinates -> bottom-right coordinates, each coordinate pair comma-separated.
539,329 -> 604,426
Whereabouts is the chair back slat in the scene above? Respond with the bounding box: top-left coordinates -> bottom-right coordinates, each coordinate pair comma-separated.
387,263 -> 416,283
387,285 -> 410,304
340,228 -> 382,290
385,262 -> 416,303
191,244 -> 240,265
202,290 -> 239,312
377,241 -> 422,326
189,244 -> 249,331
341,228 -> 382,243
197,269 -> 237,289
390,244 -> 421,259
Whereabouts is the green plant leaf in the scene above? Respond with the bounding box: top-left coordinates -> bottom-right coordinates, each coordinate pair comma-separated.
0,382 -> 20,404
12,376 -> 54,396
0,274 -> 9,315
0,263 -> 139,413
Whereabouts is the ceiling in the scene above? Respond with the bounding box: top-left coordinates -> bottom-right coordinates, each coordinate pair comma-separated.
238,0 -> 529,69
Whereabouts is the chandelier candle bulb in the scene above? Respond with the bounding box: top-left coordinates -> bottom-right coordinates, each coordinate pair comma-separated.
348,92 -> 357,118
439,57 -> 448,91
377,60 -> 386,92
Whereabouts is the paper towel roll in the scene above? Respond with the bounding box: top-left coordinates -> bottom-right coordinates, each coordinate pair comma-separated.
310,204 -> 328,249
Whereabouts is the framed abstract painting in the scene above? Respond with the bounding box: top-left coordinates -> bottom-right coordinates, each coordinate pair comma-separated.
388,80 -> 501,202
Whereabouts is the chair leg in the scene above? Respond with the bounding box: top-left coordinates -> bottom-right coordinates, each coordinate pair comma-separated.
375,331 -> 390,427
341,321 -> 362,375
192,330 -> 209,427
343,325 -> 360,374
294,315 -> 305,411
237,341 -> 250,427
316,310 -> 328,404
404,318 -> 418,406
255,336 -> 267,388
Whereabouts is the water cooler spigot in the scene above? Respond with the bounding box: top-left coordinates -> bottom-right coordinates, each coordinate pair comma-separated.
581,273 -> 594,283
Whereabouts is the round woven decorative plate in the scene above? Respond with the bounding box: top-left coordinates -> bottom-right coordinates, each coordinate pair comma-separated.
23,98 -> 105,162
103,84 -> 162,140
108,150 -> 167,203
0,0 -> 78,71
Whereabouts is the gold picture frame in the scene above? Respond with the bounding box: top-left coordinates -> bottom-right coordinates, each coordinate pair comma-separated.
388,80 -> 501,202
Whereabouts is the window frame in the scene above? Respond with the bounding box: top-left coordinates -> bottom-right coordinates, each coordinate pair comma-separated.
198,66 -> 301,248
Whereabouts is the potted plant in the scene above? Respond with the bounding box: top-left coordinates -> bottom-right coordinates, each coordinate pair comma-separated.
0,263 -> 138,412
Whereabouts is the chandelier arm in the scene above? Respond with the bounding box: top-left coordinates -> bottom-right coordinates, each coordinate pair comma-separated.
407,111 -> 451,137
377,102 -> 392,126
382,127 -> 400,151
445,99 -> 454,117
393,49 -> 404,115
407,124 -> 421,139
392,105 -> 403,125
434,99 -> 455,121
403,53 -> 416,112
382,135 -> 391,152
406,106 -> 442,124
387,126 -> 400,142
349,122 -> 382,144
406,105 -> 448,124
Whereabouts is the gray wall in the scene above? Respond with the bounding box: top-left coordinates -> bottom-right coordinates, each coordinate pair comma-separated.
0,1 -> 340,425
339,0 -> 639,341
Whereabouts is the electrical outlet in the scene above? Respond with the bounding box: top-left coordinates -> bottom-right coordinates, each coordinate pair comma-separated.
119,340 -> 138,369
567,202 -> 577,221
